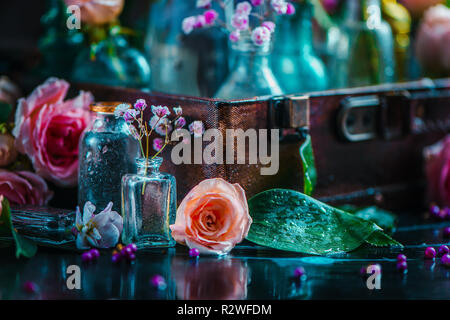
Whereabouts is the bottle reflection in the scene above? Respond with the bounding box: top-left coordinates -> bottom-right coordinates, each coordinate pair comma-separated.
171,257 -> 249,300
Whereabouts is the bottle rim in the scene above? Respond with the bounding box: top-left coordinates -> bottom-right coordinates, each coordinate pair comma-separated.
90,102 -> 131,114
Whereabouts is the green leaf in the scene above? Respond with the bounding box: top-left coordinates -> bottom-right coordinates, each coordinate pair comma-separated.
246,189 -> 402,255
0,197 -> 37,258
299,134 -> 317,196
339,205 -> 398,234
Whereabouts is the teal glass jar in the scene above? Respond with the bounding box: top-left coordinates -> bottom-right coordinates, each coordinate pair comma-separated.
121,157 -> 177,249
71,35 -> 151,89
272,1 -> 328,94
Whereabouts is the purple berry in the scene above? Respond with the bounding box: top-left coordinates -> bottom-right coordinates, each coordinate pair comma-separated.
424,247 -> 436,259
396,261 -> 408,272
441,254 -> 450,267
112,253 -> 121,263
294,267 -> 306,278
397,254 -> 407,262
23,281 -> 37,293
189,248 -> 200,258
444,227 -> 450,238
90,249 -> 100,259
128,243 -> 138,253
438,245 -> 449,256
430,205 -> 440,217
82,251 -> 93,262
150,274 -> 167,290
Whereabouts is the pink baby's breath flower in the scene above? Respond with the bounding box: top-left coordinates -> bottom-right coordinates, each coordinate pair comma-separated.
182,16 -> 197,34
174,117 -> 187,129
123,109 -> 138,122
134,99 -> 147,111
204,9 -> 219,25
173,107 -> 183,116
262,21 -> 276,33
231,13 -> 249,30
189,121 -> 205,138
151,105 -> 171,118
271,0 -> 288,14
286,2 -> 295,15
229,30 -> 241,42
150,117 -> 172,136
196,0 -> 212,9
153,138 -> 164,152
194,15 -> 207,29
251,26 -> 271,46
251,0 -> 263,6
235,1 -> 252,16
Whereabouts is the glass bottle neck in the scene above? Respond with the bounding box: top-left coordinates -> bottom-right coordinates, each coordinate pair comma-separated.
136,157 -> 163,176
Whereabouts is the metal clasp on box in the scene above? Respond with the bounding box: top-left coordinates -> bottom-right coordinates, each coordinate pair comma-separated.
270,95 -> 310,141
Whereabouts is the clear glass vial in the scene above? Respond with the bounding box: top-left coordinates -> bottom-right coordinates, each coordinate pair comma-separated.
121,157 -> 176,249
78,102 -> 139,212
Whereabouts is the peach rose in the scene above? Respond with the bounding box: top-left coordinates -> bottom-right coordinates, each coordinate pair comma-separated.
170,178 -> 252,255
0,134 -> 18,167
13,78 -> 93,187
0,170 -> 53,206
64,0 -> 124,25
415,4 -> 450,76
424,135 -> 450,207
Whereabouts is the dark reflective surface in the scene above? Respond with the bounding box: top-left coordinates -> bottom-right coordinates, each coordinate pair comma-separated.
0,213 -> 449,300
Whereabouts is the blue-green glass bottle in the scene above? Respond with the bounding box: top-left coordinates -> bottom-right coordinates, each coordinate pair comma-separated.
272,1 -> 328,94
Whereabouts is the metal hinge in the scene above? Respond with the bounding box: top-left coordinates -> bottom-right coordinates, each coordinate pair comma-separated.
270,95 -> 310,141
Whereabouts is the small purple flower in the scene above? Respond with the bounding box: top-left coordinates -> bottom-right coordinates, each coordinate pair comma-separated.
182,16 -> 197,34
229,30 -> 241,42
251,26 -> 271,46
235,1 -> 252,16
173,106 -> 183,116
286,2 -> 295,15
196,0 -> 212,9
134,99 -> 147,111
231,13 -> 249,30
194,15 -> 206,29
204,9 -> 219,25
151,105 -> 171,118
174,117 -> 186,129
150,117 -> 172,136
262,21 -> 276,33
189,121 -> 205,138
153,138 -> 164,152
251,0 -> 263,6
123,109 -> 138,122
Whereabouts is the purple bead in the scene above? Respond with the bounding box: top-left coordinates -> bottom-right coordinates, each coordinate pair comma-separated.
396,261 -> 408,272
439,208 -> 449,219
150,274 -> 167,290
441,254 -> 450,267
90,249 -> 100,259
438,245 -> 449,256
127,253 -> 136,261
23,281 -> 37,293
294,267 -> 305,278
430,205 -> 440,217
424,247 -> 436,259
443,227 -> 450,238
82,251 -> 93,262
124,246 -> 133,256
397,254 -> 407,262
128,243 -> 138,253
189,248 -> 200,258
112,253 -> 121,263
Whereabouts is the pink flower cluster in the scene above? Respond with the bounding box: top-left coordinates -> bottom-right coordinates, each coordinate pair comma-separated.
182,0 -> 295,46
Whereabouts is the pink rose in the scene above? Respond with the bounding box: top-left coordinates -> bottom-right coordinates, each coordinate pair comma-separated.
0,170 -> 53,206
171,258 -> 249,300
0,134 -> 18,167
424,135 -> 450,207
170,178 -> 252,255
415,4 -> 450,76
13,78 -> 94,187
64,0 -> 124,25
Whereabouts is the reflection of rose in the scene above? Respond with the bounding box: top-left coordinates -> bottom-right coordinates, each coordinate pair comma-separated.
170,178 -> 252,255
415,5 -> 450,76
424,135 -> 450,207
13,78 -> 93,187
171,258 -> 248,300
0,170 -> 53,206
64,0 -> 124,25
399,0 -> 444,18
0,134 -> 17,167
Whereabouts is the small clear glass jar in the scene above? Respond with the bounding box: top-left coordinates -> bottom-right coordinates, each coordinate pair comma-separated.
78,102 -> 139,212
121,157 -> 176,249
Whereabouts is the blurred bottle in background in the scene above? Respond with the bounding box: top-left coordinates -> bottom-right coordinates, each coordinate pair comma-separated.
327,0 -> 396,88
272,1 -> 328,94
